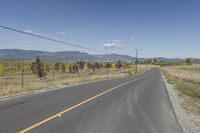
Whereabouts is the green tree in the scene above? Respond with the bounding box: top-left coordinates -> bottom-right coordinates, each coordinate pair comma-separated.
115,60 -> 122,69
77,61 -> 85,70
105,63 -> 112,68
94,62 -> 100,70
31,57 -> 46,78
87,63 -> 95,71
44,63 -> 50,73
61,63 -> 66,73
54,62 -> 61,71
68,63 -> 79,73
185,58 -> 192,65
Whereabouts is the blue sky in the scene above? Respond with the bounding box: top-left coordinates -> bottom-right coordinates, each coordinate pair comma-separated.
0,0 -> 200,58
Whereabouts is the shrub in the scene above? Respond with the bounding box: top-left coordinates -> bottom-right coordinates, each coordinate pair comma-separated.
61,63 -> 66,73
31,57 -> 46,78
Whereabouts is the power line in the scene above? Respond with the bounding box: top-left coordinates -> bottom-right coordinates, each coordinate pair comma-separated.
0,25 -> 108,54
11,0 -> 111,52
33,0 -> 111,42
24,0 -> 101,43
15,0 -> 92,46
42,0 -> 110,37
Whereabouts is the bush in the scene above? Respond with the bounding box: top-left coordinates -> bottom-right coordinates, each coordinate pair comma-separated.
185,58 -> 192,65
61,63 -> 66,73
105,63 -> 112,68
54,62 -> 61,71
68,63 -> 79,73
31,57 -> 46,78
128,71 -> 132,76
115,60 -> 122,69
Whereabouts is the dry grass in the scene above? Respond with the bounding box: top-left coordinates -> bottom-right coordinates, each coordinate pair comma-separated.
162,66 -> 200,116
0,65 -> 148,97
165,66 -> 200,83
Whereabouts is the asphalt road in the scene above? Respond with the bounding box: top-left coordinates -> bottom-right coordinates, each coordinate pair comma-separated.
0,68 -> 182,133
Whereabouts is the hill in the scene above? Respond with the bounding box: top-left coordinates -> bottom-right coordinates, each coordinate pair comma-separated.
0,49 -> 134,62
0,49 -> 184,62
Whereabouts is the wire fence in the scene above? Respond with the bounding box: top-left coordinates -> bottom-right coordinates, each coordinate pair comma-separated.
177,64 -> 200,72
0,59 -> 148,97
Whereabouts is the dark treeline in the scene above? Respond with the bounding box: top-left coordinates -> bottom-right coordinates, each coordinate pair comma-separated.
30,57 -> 127,78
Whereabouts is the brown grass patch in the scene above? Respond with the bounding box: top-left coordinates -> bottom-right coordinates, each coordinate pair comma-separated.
162,67 -> 200,115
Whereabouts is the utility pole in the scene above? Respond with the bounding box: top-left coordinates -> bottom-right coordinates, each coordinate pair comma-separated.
135,49 -> 139,73
146,58 -> 149,71
21,61 -> 24,88
195,62 -> 197,72
52,62 -> 55,81
5,60 -> 8,87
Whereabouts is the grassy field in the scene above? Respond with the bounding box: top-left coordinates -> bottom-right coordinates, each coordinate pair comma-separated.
0,61 -> 150,97
162,66 -> 200,115
177,64 -> 200,73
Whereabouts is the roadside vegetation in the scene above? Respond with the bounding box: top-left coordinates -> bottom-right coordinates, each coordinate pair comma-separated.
161,58 -> 200,116
0,58 -> 150,97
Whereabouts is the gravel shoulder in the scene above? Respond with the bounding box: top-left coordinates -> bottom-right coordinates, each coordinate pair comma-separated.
162,74 -> 200,133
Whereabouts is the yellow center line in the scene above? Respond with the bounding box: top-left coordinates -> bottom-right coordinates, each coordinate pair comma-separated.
18,74 -> 150,133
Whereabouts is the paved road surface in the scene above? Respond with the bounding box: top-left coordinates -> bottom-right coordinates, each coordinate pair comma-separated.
0,68 -> 182,133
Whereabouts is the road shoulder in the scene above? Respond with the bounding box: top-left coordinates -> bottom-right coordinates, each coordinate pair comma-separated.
162,74 -> 200,133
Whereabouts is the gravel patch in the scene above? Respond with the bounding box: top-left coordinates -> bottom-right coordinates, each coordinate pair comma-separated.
162,75 -> 200,133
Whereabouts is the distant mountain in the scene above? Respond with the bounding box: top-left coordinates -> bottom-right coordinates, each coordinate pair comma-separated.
0,49 -> 135,62
0,49 -> 46,60
0,49 -> 184,62
150,57 -> 184,62
38,51 -> 96,61
94,54 -> 135,62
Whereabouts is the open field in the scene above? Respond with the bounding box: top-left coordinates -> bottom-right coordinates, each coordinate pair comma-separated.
165,65 -> 200,83
177,64 -> 200,73
0,60 -> 151,97
162,66 -> 200,116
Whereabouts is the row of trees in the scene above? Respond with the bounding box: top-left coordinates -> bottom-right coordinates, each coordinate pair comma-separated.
1,57 -> 198,77
185,58 -> 200,65
0,60 -> 32,76
30,58 -> 124,78
145,58 -> 197,66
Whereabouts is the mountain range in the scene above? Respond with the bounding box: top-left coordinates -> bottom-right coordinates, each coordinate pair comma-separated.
0,49 -> 183,62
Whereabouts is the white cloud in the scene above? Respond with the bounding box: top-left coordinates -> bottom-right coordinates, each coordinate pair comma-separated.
103,40 -> 123,50
55,31 -> 66,35
23,29 -> 33,33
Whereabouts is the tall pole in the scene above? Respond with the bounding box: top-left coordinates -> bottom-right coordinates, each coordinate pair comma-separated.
21,61 -> 24,88
135,49 -> 138,73
195,62 -> 197,72
146,58 -> 148,71
52,62 -> 55,81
